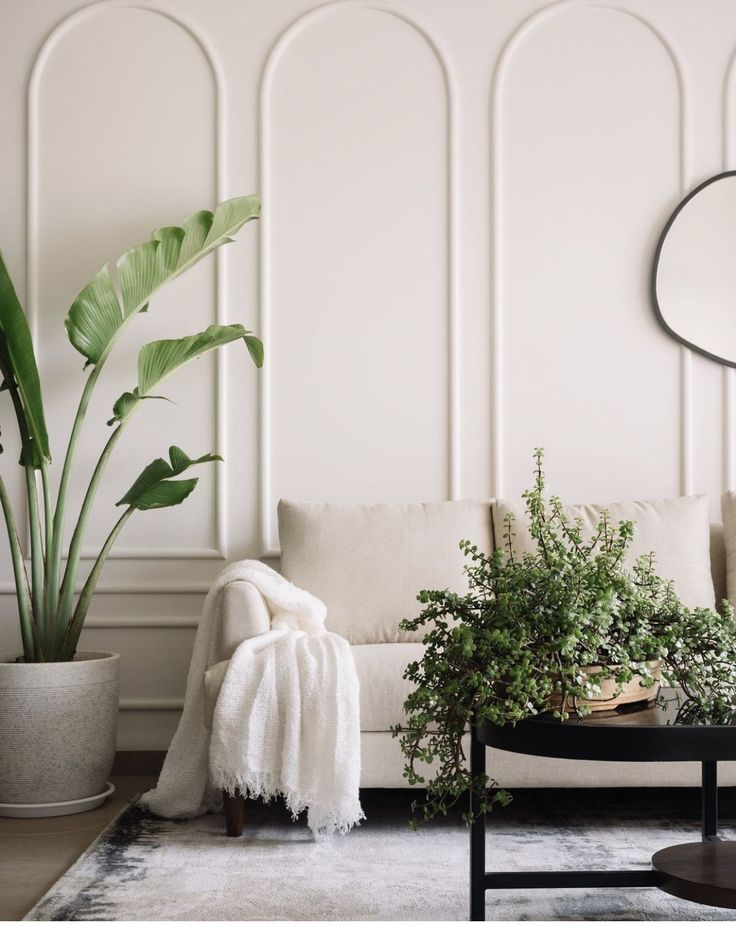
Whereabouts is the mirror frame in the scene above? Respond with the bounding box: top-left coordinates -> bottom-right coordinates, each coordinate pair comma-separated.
651,169 -> 736,369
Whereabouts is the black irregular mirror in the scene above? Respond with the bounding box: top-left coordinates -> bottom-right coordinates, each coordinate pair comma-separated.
652,171 -> 736,367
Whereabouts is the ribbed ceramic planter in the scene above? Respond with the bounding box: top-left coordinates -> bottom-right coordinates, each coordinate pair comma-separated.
0,651 -> 119,817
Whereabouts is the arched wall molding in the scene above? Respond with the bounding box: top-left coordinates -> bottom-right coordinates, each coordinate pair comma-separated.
119,697 -> 184,710
0,578 -> 210,594
721,49 -> 736,491
724,365 -> 735,491
489,0 -> 691,498
257,0 -> 460,557
84,613 -> 200,628
26,0 -> 230,565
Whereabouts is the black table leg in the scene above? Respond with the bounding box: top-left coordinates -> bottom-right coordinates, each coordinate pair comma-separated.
470,724 -> 486,921
702,760 -> 719,842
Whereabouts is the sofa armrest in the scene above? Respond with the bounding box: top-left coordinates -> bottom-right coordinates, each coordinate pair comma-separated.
204,659 -> 229,730
217,580 -> 272,662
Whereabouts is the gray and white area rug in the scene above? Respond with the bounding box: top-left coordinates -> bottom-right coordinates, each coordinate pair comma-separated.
26,790 -> 736,921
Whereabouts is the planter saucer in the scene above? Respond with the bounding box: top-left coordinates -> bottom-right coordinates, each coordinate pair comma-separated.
0,781 -> 115,818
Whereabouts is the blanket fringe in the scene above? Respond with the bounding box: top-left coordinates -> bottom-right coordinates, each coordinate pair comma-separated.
211,764 -> 365,836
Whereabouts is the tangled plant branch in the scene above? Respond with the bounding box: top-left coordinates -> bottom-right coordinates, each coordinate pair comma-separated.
392,449 -> 736,827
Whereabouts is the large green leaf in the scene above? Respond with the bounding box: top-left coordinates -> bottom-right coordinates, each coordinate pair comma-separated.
0,252 -> 50,465
65,196 -> 260,366
108,323 -> 262,425
118,446 -> 222,511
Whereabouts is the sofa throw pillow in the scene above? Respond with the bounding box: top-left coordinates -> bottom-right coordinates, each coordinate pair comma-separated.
493,494 -> 715,611
278,500 -> 494,644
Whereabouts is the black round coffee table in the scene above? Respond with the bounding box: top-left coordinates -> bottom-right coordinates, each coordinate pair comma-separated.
469,690 -> 736,920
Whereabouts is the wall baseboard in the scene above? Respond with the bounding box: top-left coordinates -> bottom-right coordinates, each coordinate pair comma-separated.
112,750 -> 166,776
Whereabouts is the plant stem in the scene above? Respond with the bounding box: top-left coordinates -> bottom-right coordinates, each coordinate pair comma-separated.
0,473 -> 35,660
0,362 -> 46,644
59,506 -> 133,660
55,422 -> 125,639
46,366 -> 102,623
40,461 -> 52,564
24,466 -> 44,631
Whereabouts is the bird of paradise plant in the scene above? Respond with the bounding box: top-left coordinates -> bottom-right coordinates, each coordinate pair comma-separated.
0,196 -> 262,662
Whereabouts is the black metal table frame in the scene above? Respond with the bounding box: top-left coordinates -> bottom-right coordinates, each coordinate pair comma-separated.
469,725 -> 721,921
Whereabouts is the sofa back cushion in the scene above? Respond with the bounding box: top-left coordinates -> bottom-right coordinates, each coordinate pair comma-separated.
492,494 -> 715,611
278,499 -> 494,644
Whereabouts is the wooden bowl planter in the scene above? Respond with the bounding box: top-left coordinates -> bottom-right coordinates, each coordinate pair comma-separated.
550,660 -> 662,714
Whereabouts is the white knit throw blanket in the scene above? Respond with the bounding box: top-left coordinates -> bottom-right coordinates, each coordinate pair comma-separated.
139,560 -> 363,835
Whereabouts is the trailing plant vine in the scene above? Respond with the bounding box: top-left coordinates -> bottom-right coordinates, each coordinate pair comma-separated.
393,449 -> 736,827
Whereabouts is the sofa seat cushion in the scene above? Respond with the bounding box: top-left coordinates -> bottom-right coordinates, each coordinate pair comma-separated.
278,500 -> 494,644
353,642 -> 424,731
493,494 -> 715,611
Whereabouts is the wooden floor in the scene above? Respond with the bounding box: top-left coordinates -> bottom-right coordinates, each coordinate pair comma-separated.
0,775 -> 156,921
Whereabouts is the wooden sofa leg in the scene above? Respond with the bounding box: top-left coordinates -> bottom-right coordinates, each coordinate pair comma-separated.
223,788 -> 245,837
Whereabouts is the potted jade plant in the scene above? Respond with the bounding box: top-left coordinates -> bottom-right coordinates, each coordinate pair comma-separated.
394,450 -> 736,827
0,196 -> 262,817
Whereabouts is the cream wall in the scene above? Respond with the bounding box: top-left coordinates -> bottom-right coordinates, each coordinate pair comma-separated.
0,0 -> 735,748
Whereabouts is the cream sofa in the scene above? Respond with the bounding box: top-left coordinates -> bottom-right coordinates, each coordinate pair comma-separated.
209,495 -> 736,790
